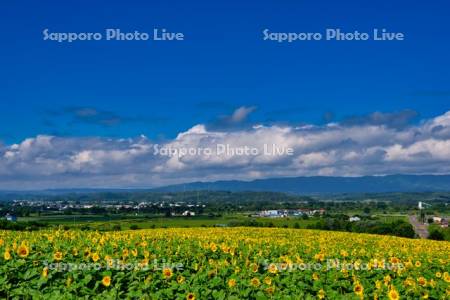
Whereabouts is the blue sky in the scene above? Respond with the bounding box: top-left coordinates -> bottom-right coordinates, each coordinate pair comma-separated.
0,1 -> 450,189
1,0 -> 449,143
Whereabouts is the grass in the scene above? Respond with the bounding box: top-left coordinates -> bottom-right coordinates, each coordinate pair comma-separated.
14,212 -> 410,231
17,213 -> 318,230
79,216 -> 318,231
374,214 -> 408,223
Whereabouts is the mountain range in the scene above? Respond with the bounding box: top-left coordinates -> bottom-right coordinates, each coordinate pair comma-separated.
1,175 -> 449,195
152,175 -> 450,194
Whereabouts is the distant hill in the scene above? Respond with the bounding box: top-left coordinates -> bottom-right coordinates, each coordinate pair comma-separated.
152,175 -> 450,194
1,175 -> 449,197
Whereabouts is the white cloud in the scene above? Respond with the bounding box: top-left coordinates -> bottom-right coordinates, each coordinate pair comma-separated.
230,106 -> 256,123
1,111 -> 450,189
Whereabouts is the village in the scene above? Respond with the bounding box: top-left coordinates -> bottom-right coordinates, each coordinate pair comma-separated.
255,208 -> 326,218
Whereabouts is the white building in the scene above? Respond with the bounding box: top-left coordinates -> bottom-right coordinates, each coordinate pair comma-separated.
182,210 -> 195,216
433,216 -> 442,224
260,210 -> 288,218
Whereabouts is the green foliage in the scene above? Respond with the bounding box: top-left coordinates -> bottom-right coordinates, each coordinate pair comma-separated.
308,218 -> 415,238
428,230 -> 445,241
0,220 -> 47,231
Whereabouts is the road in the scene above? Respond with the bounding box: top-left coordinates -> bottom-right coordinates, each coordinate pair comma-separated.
409,215 -> 429,239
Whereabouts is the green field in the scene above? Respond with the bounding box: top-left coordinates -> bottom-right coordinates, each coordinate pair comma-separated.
17,213 -> 318,230
373,214 -> 408,223
15,212 -> 411,231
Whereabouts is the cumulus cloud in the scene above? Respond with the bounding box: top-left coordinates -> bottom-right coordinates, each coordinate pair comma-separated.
1,111 -> 450,189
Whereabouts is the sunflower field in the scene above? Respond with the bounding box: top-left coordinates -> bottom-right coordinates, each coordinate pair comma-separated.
0,228 -> 449,299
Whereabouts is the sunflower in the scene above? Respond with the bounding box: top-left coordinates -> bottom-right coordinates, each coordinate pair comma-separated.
131,249 -> 138,257
417,277 -> 426,286
162,267 -> 173,279
404,260 -> 413,268
42,267 -> 49,278
106,257 -> 114,267
435,271 -> 441,278
250,277 -> 260,287
404,277 -> 415,287
314,253 -> 325,261
53,251 -> 63,261
250,263 -> 258,273
228,278 -> 237,288
388,288 -> 400,300
186,293 -> 195,300
267,263 -> 278,274
17,244 -> 29,258
443,272 -> 450,283
375,280 -> 382,290
102,275 -> 111,287
221,244 -> 229,253
91,252 -> 100,262
139,258 -> 149,268
210,243 -> 217,252
263,276 -> 272,285
415,261 -> 421,267
317,289 -> 326,299
390,257 -> 400,264
4,250 -> 11,260
428,279 -> 436,288
312,273 -> 319,281
177,275 -> 185,284
354,282 -> 364,297
265,286 -> 275,294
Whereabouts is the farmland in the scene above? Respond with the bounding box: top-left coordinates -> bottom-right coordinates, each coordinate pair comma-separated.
15,213 -> 318,231
1,228 -> 449,299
